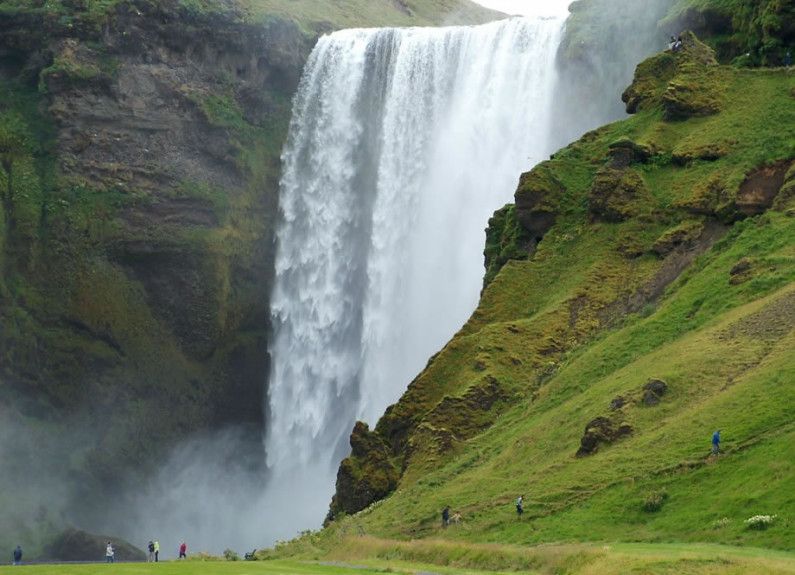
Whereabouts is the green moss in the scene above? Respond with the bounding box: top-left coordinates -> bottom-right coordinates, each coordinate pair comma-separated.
200,93 -> 248,132
652,219 -> 706,256
483,205 -> 531,290
589,167 -> 652,222
622,52 -> 677,115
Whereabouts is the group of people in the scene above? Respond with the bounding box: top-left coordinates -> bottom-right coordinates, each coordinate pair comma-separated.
668,35 -> 683,52
9,539 -> 186,565
147,540 -> 186,561
440,506 -> 461,527
104,539 -> 187,563
146,541 -> 159,562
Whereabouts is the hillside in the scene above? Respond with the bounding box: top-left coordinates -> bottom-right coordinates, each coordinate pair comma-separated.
325,31 -> 795,553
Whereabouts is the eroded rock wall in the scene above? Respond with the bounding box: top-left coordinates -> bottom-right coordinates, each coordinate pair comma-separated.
0,0 -> 311,526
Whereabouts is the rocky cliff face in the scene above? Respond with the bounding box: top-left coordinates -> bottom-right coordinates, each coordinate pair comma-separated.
0,0 -> 310,533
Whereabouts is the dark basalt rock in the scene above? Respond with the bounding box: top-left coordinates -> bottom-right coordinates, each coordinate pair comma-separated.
610,396 -> 626,411
42,528 -> 145,562
331,422 -> 399,516
642,378 -> 667,406
576,416 -> 633,457
514,161 -> 564,241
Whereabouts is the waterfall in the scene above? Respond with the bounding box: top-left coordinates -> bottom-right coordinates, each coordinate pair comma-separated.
266,15 -> 565,530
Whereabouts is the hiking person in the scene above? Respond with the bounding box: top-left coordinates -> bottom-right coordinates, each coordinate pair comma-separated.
147,541 -> 155,562
12,545 -> 22,566
787,52 -> 792,67
441,506 -> 450,527
452,511 -> 461,525
154,541 -> 160,562
106,541 -> 115,563
179,542 -> 187,559
516,495 -> 524,516
712,430 -> 721,455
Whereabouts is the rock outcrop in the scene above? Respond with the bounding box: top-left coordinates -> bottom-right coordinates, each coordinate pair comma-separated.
0,0 -> 312,525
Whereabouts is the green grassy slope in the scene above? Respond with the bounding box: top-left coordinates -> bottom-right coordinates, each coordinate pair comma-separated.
323,34 -> 795,553
240,0 -> 502,31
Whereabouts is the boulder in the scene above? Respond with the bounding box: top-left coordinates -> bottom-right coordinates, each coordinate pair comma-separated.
576,416 -> 633,457
42,528 -> 145,562
331,422 -> 399,516
589,166 -> 651,223
514,161 -> 564,241
642,378 -> 667,406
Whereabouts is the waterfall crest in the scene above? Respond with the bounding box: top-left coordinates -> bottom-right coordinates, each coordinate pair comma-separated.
267,15 -> 565,525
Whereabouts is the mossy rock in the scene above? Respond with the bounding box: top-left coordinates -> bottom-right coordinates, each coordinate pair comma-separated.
575,416 -> 633,457
514,161 -> 564,240
671,141 -> 732,165
652,220 -> 706,256
662,73 -> 723,121
622,31 -> 723,121
589,166 -> 652,222
483,204 -> 532,290
622,51 -> 676,114
662,33 -> 724,121
675,174 -> 727,216
607,137 -> 654,165
332,421 -> 398,516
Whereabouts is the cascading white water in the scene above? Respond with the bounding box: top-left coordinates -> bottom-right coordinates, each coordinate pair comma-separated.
267,15 -> 565,530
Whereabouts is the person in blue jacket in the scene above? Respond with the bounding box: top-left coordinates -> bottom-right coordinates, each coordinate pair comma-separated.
711,430 -> 721,455
13,545 -> 22,566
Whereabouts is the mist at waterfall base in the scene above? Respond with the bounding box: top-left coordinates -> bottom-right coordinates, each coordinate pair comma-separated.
95,5 -> 678,555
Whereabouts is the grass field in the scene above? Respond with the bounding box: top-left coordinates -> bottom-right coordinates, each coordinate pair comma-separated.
2,542 -> 794,575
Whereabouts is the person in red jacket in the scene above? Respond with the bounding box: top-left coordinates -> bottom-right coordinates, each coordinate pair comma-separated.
179,542 -> 187,559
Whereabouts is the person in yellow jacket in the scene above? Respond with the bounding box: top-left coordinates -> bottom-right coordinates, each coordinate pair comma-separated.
154,541 -> 160,562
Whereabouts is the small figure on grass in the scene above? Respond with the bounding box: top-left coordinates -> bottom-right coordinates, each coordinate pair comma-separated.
13,545 -> 22,566
105,541 -> 115,563
441,505 -> 450,527
516,495 -> 524,517
179,542 -> 187,559
452,511 -> 461,525
712,430 -> 721,456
